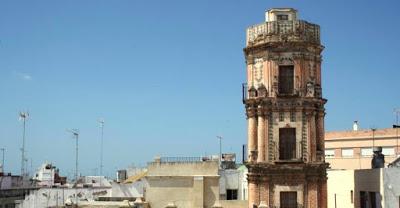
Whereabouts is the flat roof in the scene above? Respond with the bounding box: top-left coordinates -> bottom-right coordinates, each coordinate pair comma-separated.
325,128 -> 398,140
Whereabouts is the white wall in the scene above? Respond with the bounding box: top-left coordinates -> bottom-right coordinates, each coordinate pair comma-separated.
16,187 -> 111,208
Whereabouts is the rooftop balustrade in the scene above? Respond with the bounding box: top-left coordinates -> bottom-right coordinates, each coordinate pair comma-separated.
246,20 -> 320,46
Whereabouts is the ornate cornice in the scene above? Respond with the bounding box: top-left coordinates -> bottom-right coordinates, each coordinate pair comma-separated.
244,97 -> 326,113
244,41 -> 324,57
247,162 -> 329,180
245,49 -> 323,63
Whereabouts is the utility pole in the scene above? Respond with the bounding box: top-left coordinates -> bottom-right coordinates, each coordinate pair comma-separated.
19,111 -> 29,177
98,118 -> 105,176
216,136 -> 223,168
30,158 -> 33,178
24,158 -> 29,177
67,128 -> 79,206
394,109 -> 400,156
1,148 -> 4,172
371,128 -> 377,148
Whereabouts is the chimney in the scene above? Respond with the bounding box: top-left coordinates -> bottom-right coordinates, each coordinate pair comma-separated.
353,121 -> 359,131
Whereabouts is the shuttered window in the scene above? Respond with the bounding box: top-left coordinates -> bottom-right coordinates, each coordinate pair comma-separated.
279,65 -> 294,94
279,128 -> 296,160
280,191 -> 297,208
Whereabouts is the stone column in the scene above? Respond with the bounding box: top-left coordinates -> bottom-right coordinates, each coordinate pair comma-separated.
257,109 -> 266,162
247,108 -> 258,162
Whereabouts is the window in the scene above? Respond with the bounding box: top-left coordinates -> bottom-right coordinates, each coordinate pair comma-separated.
279,112 -> 284,122
277,14 -> 289,21
280,191 -> 297,208
369,192 -> 377,208
279,128 -> 296,160
361,148 -> 373,157
342,148 -> 354,157
226,189 -> 238,200
325,149 -> 335,158
360,191 -> 378,208
278,65 -> 294,94
290,111 -> 296,122
360,191 -> 367,208
382,147 -> 395,156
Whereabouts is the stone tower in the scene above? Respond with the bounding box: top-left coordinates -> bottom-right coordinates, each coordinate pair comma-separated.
243,8 -> 328,208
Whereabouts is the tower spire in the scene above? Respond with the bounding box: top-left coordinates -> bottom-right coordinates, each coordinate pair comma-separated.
244,8 -> 328,208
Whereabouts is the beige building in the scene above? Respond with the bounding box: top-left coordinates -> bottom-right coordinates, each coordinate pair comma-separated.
325,125 -> 400,169
144,157 -> 247,208
144,158 -> 220,208
327,167 -> 400,208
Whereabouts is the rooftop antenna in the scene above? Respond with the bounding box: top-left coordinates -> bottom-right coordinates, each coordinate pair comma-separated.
98,118 -> 105,176
216,136 -> 223,168
24,157 -> 29,177
371,127 -> 377,148
66,128 -> 79,206
98,118 -> 105,187
30,158 -> 33,178
19,111 -> 29,177
1,148 -> 5,173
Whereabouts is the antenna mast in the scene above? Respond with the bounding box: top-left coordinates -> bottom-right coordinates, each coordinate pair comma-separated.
19,111 -> 29,177
67,128 -> 79,206
98,118 -> 105,176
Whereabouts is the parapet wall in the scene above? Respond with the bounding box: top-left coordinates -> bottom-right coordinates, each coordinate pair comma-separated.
147,161 -> 219,176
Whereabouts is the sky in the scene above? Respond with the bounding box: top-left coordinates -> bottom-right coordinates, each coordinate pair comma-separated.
1,0 -> 400,178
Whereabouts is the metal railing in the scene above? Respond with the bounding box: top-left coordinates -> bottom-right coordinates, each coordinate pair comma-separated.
269,205 -> 304,208
159,157 -> 204,163
246,20 -> 320,45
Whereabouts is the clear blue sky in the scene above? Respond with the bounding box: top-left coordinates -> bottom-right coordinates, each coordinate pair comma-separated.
1,0 -> 399,178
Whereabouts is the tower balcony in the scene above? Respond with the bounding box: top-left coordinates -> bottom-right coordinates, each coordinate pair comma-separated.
246,20 -> 320,47
242,83 -> 270,103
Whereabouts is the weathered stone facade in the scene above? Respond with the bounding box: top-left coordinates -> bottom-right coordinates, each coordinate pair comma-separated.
243,8 -> 328,208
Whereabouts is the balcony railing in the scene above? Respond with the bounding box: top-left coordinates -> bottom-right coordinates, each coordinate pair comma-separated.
269,205 -> 304,208
246,20 -> 320,46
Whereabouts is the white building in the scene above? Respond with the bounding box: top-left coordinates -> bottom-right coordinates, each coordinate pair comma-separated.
33,163 -> 57,187
219,165 -> 248,201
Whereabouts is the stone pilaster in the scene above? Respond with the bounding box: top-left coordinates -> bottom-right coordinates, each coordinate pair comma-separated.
259,180 -> 269,205
309,112 -> 316,162
248,181 -> 259,207
317,111 -> 325,152
307,179 -> 318,208
265,113 -> 269,162
319,178 -> 328,208
268,112 -> 273,162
